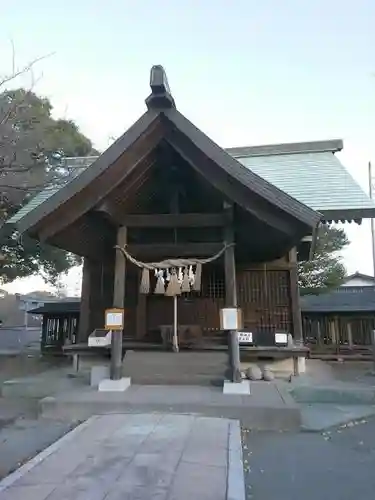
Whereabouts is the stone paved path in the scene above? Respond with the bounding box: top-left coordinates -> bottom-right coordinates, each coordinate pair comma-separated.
0,414 -> 244,500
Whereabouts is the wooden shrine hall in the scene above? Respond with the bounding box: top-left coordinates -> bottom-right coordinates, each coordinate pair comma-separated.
10,66 -> 321,382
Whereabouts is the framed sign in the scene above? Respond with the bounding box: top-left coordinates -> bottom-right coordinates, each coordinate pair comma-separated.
105,308 -> 124,331
275,332 -> 288,345
238,331 -> 253,344
219,308 -> 243,331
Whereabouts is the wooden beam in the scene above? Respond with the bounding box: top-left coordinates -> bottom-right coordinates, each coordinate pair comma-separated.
39,154 -> 155,242
46,214 -> 115,259
94,159 -> 156,225
100,212 -> 227,228
36,121 -> 163,241
167,131 -> 299,236
223,202 -> 241,383
289,247 -> 303,345
111,226 -> 127,380
126,242 -> 223,259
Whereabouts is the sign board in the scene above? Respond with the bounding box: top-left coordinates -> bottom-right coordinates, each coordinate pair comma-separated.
105,308 -> 124,331
275,332 -> 288,345
238,331 -> 253,344
88,329 -> 112,347
219,308 -> 243,331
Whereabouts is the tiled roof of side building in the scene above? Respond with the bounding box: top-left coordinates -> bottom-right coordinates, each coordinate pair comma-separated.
28,299 -> 81,315
300,288 -> 375,313
228,140 -> 375,221
7,139 -> 375,226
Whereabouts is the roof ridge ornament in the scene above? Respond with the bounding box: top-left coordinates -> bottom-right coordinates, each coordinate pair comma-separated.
145,65 -> 176,110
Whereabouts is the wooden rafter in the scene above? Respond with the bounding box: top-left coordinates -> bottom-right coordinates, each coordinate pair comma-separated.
94,212 -> 227,228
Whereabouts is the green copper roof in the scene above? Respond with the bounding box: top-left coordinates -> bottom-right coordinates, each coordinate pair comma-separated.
236,151 -> 375,219
7,140 -> 375,227
7,157 -> 97,225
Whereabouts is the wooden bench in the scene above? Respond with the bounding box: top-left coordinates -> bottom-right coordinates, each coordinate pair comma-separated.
63,343 -> 112,371
63,340 -> 166,370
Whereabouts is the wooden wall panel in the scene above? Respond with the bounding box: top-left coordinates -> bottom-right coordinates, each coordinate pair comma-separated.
237,268 -> 292,333
139,261 -> 293,338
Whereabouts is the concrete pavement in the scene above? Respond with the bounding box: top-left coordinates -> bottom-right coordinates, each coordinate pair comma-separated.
0,414 -> 245,500
38,383 -> 301,431
242,415 -> 375,500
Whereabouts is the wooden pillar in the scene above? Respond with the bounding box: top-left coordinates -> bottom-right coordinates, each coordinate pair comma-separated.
330,318 -> 337,345
136,291 -> 147,339
316,319 -> 322,346
41,316 -> 47,352
77,257 -> 91,343
347,321 -> 353,348
110,226 -> 127,380
289,247 -> 303,345
223,202 -> 241,382
77,257 -> 108,343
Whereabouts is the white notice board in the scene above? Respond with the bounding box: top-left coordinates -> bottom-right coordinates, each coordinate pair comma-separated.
105,309 -> 124,330
219,308 -> 242,331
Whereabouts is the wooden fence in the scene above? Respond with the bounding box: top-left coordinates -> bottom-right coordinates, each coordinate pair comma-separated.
302,313 -> 375,359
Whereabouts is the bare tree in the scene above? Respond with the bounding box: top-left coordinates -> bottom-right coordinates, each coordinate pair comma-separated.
0,47 -> 93,283
0,51 -> 55,219
0,49 -> 92,222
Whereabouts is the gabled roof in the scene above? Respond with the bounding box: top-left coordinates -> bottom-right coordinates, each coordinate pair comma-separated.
7,66 -> 320,241
343,272 -> 375,284
301,288 -> 375,313
229,142 -> 375,223
28,299 -> 81,315
8,138 -> 373,227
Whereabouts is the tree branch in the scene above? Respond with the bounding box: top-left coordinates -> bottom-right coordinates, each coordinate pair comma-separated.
0,52 -> 54,89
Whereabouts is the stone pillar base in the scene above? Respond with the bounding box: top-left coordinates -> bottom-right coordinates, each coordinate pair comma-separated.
98,377 -> 131,392
223,380 -> 251,395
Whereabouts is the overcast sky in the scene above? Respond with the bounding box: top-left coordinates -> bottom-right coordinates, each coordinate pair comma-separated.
1,0 -> 375,294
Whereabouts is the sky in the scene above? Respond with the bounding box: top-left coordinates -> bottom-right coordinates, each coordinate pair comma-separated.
1,0 -> 375,295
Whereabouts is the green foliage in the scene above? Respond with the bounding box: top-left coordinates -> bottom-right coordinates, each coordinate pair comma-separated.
0,88 -> 93,284
45,119 -> 94,158
0,220 -> 81,284
298,225 -> 349,294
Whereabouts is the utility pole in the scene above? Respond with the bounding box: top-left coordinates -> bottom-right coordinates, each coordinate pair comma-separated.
369,162 -> 375,277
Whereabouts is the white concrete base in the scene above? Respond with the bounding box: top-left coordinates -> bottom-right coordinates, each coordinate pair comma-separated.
297,356 -> 306,374
98,377 -> 131,392
223,379 -> 251,395
90,365 -> 110,387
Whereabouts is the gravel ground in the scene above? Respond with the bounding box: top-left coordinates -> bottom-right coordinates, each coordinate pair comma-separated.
0,417 -> 77,480
0,353 -> 75,481
242,416 -> 375,500
0,328 -> 41,355
0,353 -> 68,385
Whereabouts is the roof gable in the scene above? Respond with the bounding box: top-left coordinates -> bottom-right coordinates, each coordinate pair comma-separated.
343,272 -> 375,284
162,110 -> 318,228
10,110 -> 162,235
7,66 -> 320,241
